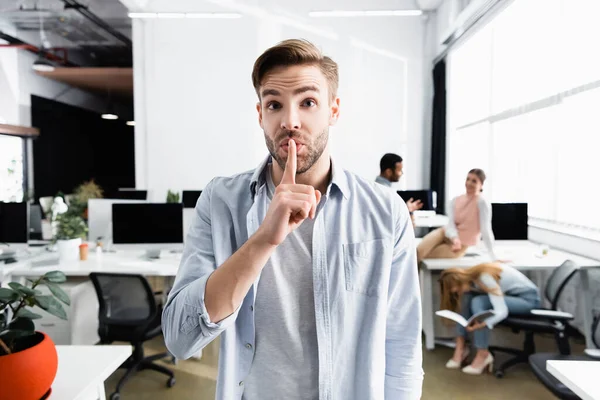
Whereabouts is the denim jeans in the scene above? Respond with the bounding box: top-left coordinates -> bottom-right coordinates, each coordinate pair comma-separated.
457,289 -> 541,349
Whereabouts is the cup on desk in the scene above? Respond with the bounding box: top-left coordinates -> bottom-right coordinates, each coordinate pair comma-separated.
79,243 -> 89,261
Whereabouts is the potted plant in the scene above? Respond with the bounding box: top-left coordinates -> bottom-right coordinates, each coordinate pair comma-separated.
55,211 -> 88,262
70,180 -> 104,221
0,270 -> 70,400
166,190 -> 180,203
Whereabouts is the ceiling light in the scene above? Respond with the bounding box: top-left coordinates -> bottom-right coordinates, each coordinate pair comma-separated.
101,113 -> 118,120
128,12 -> 242,19
126,121 -> 135,126
309,10 -> 423,17
32,57 -> 55,72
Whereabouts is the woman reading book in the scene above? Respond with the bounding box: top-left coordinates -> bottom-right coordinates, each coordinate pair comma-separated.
439,262 -> 541,374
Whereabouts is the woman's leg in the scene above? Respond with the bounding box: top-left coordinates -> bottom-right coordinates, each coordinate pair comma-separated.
468,295 -> 493,368
416,227 -> 447,263
452,292 -> 474,361
426,243 -> 468,260
503,292 -> 541,314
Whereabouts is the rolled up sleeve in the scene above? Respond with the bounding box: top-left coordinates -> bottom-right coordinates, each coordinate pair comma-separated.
161,180 -> 240,360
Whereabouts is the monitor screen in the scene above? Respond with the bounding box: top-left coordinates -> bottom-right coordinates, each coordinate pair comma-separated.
182,190 -> 202,208
396,190 -> 436,211
112,203 -> 183,244
105,189 -> 148,200
88,199 -> 147,242
491,203 -> 528,240
0,202 -> 28,244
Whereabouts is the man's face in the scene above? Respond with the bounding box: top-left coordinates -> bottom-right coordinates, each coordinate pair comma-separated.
389,161 -> 404,182
257,64 -> 340,174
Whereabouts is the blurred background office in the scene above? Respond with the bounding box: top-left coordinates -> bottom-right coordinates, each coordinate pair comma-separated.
1,0 -> 599,399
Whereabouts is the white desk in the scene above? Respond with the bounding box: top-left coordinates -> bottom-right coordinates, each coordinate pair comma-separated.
420,240 -> 600,350
546,360 -> 600,400
6,250 -> 181,279
414,214 -> 448,228
51,345 -> 132,400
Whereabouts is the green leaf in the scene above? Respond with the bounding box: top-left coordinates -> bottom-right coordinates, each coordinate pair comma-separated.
7,282 -> 40,296
43,270 -> 67,283
16,308 -> 43,320
0,288 -> 20,302
8,317 -> 35,333
45,282 -> 70,306
35,297 -> 67,320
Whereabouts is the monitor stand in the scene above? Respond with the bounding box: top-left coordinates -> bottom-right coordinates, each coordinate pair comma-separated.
144,249 -> 161,259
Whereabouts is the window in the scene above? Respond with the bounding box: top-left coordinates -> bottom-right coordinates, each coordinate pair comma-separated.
447,0 -> 599,234
0,135 -> 25,202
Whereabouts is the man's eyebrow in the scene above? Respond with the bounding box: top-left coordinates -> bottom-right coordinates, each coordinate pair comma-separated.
261,88 -> 280,97
294,85 -> 319,95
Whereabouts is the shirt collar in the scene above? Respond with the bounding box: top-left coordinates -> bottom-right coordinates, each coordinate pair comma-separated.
250,155 -> 350,200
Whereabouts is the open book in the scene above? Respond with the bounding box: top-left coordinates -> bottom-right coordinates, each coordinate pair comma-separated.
435,309 -> 495,327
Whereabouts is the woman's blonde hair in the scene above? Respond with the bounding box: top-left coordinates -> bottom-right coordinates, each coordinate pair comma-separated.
439,263 -> 503,317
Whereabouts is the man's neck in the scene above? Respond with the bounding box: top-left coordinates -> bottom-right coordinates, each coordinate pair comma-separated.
271,152 -> 331,194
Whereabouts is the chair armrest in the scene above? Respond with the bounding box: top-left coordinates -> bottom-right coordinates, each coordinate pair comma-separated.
531,309 -> 574,321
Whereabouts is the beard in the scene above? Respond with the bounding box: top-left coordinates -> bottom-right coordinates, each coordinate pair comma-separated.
264,127 -> 329,174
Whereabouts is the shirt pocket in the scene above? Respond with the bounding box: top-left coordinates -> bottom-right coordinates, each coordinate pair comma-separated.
343,239 -> 390,297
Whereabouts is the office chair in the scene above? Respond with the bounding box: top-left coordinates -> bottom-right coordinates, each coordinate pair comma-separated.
89,273 -> 175,400
528,316 -> 600,399
489,260 -> 580,378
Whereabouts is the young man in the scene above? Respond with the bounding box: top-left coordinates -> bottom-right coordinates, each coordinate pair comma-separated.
376,153 -> 423,213
162,39 -> 423,400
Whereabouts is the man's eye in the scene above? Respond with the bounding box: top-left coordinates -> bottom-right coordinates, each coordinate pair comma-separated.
267,102 -> 281,110
302,99 -> 316,107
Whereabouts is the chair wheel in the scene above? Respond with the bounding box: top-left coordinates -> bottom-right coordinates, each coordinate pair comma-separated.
495,370 -> 504,379
110,393 -> 121,400
167,377 -> 176,387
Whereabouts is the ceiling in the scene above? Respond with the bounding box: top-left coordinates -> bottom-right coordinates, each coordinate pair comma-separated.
34,67 -> 133,96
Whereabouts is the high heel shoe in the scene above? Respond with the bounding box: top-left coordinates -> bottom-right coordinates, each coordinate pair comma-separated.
461,353 -> 494,375
445,348 -> 470,369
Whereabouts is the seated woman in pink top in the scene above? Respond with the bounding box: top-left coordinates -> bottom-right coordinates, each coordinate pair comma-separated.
417,169 -> 496,263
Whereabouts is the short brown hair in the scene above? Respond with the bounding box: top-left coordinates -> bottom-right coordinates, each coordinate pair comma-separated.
251,39 -> 339,101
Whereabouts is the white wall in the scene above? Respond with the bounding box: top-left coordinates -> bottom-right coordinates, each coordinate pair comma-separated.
131,7 -> 429,201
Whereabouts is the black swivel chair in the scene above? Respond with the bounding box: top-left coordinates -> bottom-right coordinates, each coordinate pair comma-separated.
89,273 -> 175,400
529,316 -> 600,399
489,260 -> 580,378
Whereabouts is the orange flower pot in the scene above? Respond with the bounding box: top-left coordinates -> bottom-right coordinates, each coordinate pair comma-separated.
0,332 -> 58,400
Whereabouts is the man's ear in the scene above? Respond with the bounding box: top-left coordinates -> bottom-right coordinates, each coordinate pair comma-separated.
329,97 -> 340,126
256,102 -> 263,129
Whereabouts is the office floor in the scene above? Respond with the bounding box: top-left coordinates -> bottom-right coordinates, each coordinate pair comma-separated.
104,331 -> 585,399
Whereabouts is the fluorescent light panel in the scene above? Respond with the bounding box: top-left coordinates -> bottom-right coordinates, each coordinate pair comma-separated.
128,12 -> 241,19
101,114 -> 118,120
309,10 -> 422,17
126,121 -> 135,126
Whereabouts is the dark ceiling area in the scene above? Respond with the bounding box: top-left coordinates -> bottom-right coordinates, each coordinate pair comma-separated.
0,0 -> 132,67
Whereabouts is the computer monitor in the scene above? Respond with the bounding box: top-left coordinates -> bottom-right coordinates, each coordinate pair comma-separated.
0,202 -> 29,249
491,203 -> 528,240
105,189 -> 148,200
112,203 -> 184,256
182,190 -> 202,208
29,204 -> 43,241
88,199 -> 147,243
396,190 -> 437,211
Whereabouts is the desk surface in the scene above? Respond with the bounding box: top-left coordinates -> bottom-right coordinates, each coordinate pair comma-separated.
51,345 -> 132,400
546,360 -> 600,400
8,250 -> 181,278
422,240 -> 600,270
414,214 -> 448,228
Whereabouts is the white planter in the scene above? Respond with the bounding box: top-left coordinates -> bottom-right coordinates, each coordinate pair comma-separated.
57,238 -> 82,262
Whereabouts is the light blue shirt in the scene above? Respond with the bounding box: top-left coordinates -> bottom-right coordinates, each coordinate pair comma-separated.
162,156 -> 424,400
375,175 -> 393,187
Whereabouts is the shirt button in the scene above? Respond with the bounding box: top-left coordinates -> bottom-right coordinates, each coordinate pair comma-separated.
250,305 -> 254,311
245,343 -> 253,350
239,381 -> 244,386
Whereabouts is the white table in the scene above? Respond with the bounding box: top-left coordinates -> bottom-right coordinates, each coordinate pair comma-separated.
420,240 -> 600,350
414,214 -> 449,228
51,345 -> 132,400
546,360 -> 600,400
